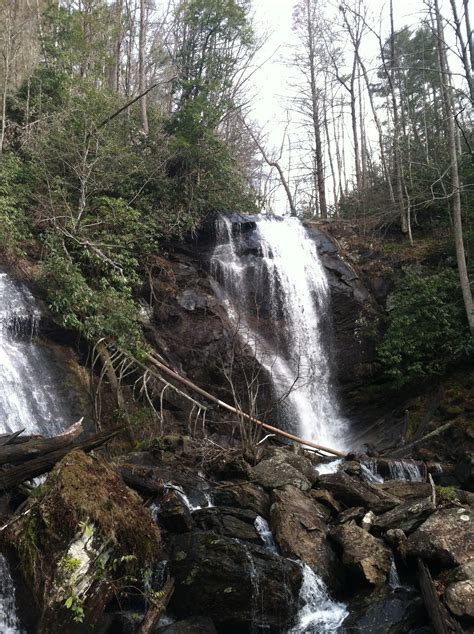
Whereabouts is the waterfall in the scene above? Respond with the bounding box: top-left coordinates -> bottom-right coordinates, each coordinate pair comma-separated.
0,557 -> 23,634
254,516 -> 278,554
210,216 -> 349,450
0,271 -> 76,437
290,564 -> 348,633
388,460 -> 423,482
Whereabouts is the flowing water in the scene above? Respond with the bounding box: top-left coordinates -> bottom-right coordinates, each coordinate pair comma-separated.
0,271 -> 77,437
290,564 -> 348,633
0,270 -> 83,631
360,459 -> 424,483
210,215 -> 349,451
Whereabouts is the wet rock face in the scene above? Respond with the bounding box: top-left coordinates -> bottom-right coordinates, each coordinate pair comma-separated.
304,225 -> 377,388
169,531 -> 302,632
330,522 -> 392,586
407,506 -> 473,566
270,485 -> 342,589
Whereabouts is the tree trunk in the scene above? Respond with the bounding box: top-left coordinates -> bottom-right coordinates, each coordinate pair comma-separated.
138,0 -> 148,134
434,0 -> 474,332
389,0 -> 408,234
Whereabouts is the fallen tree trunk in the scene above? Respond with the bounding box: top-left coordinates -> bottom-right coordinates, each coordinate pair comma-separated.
0,427 -> 123,490
145,353 -> 346,457
417,558 -> 462,634
0,420 -> 84,467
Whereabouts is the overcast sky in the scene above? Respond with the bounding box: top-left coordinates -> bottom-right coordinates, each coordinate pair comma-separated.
247,0 -> 442,211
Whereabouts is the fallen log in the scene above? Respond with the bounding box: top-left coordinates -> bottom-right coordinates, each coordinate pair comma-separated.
0,427 -> 123,491
0,419 -> 84,467
417,558 -> 462,634
137,575 -> 174,634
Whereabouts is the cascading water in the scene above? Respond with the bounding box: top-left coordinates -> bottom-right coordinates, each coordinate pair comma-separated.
210,215 -> 349,450
0,270 -> 84,631
0,271 -> 77,437
290,564 -> 348,633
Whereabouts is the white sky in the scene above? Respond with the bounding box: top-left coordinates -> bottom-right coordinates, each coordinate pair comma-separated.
247,0 -> 456,211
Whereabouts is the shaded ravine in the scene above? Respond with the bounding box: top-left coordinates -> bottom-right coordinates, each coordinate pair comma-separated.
210,215 -> 350,451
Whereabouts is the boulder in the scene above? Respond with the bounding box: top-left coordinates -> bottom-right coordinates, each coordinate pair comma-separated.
372,498 -> 435,535
310,489 -> 342,514
253,458 -> 312,491
407,506 -> 473,567
445,581 -> 474,620
2,450 -> 161,634
270,485 -> 341,588
211,481 -> 270,517
438,562 -> 474,621
155,490 -> 194,533
384,529 -> 409,561
378,481 -> 432,501
319,472 -> 400,512
192,506 -> 260,543
264,447 -> 318,485
330,522 -> 392,585
337,507 -> 366,524
169,531 -> 302,631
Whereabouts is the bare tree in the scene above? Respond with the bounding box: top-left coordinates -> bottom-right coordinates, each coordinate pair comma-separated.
432,0 -> 474,332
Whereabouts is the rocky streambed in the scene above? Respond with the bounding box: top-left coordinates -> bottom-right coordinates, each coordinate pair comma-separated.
2,434 -> 472,633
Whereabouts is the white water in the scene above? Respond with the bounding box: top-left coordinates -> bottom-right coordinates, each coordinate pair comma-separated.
0,272 -> 75,437
360,459 -> 384,483
254,516 -> 278,554
211,216 -> 349,451
0,271 -> 82,631
315,459 -> 343,476
388,459 -> 423,482
290,564 -> 348,633
360,458 -> 423,483
0,557 -> 23,634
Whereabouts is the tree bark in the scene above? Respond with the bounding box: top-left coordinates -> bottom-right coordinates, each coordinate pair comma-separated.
434,0 -> 474,332
138,0 -> 148,134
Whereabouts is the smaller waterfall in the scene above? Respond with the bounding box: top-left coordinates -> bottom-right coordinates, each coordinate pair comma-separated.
0,556 -> 23,634
0,272 -> 78,437
254,516 -> 278,554
360,460 -> 384,483
388,460 -> 423,482
290,564 -> 348,633
360,459 -> 424,483
315,459 -> 343,476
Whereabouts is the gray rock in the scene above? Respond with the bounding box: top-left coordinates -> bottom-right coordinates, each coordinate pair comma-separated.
270,485 -> 342,588
211,481 -> 270,517
445,580 -> 474,619
373,497 -> 435,535
331,522 -> 392,585
408,506 -> 474,566
253,458 -> 312,491
320,472 -> 401,512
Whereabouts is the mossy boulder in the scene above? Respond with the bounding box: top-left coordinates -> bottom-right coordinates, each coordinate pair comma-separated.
2,450 -> 161,633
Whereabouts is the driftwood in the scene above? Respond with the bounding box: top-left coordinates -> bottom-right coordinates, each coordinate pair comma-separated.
137,575 -> 174,634
0,426 -> 123,491
0,420 -> 83,467
417,559 -> 462,634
